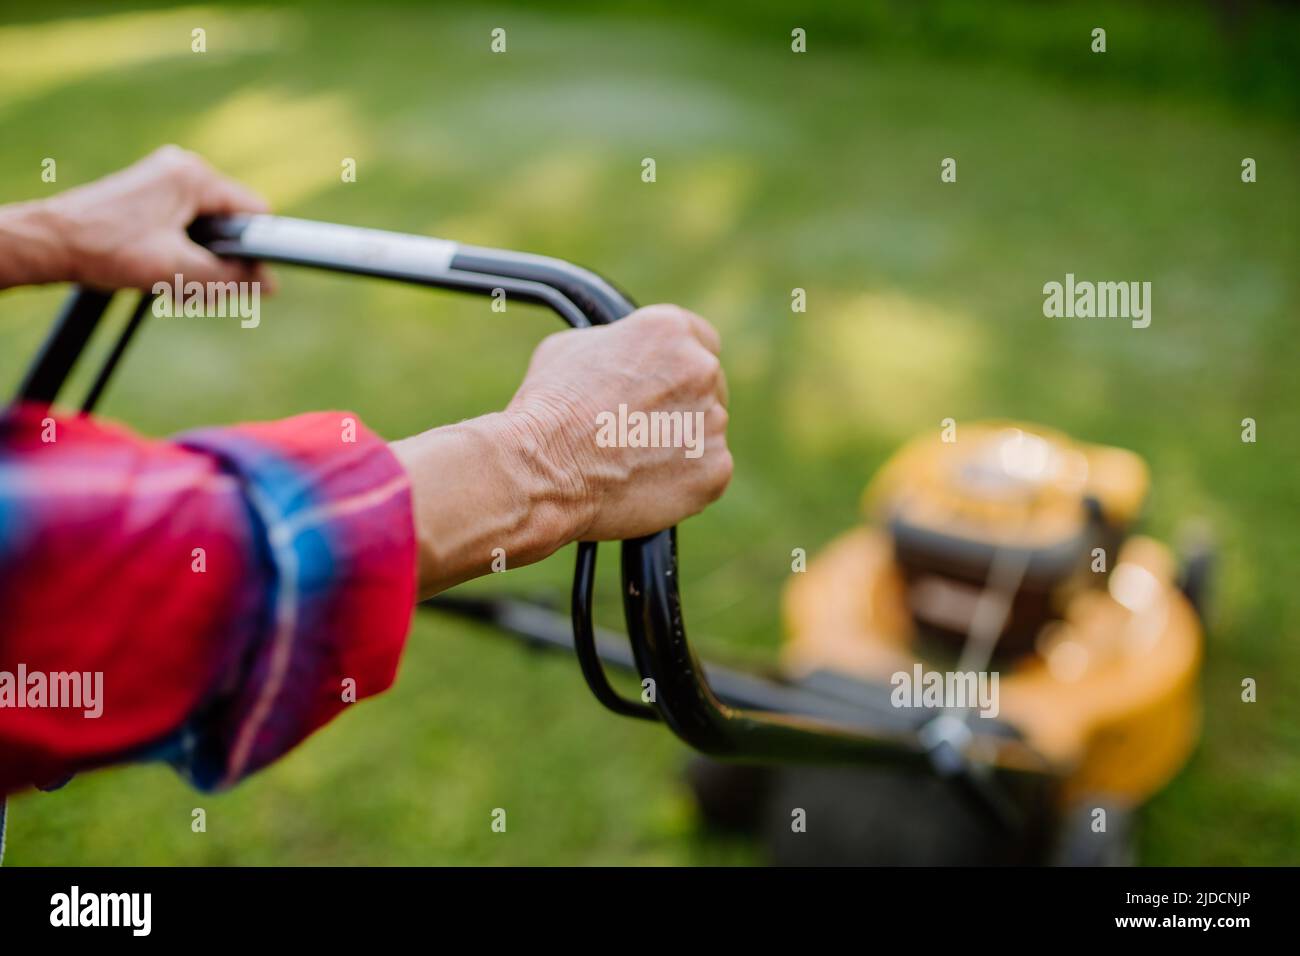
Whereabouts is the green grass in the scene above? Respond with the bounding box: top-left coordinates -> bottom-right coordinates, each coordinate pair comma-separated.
1,1 -> 1296,864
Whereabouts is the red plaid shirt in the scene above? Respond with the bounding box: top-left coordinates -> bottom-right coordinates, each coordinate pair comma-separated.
0,403 -> 416,795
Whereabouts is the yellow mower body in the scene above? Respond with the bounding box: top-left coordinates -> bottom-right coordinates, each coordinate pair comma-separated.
782,423 -> 1201,804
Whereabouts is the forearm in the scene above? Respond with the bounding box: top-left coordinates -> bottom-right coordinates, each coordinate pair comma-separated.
391,409 -> 590,599
0,199 -> 71,288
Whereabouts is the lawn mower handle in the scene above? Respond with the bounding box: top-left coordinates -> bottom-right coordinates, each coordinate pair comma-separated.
15,214 -> 1049,826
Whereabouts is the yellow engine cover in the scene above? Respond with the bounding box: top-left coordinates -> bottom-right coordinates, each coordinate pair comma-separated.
865,421 -> 1149,550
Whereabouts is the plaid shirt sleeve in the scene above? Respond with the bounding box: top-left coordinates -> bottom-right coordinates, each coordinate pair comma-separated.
0,402 -> 416,795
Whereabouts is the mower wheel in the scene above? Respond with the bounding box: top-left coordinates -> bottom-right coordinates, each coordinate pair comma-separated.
761,765 -> 1051,866
1049,799 -> 1136,866
685,757 -> 774,833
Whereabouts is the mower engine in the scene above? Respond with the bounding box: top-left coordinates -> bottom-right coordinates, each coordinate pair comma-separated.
870,423 -> 1148,656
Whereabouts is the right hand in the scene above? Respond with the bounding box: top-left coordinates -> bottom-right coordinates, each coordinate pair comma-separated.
391,304 -> 732,598
505,304 -> 732,542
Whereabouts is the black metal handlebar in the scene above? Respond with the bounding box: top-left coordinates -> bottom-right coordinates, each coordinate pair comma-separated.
13,214 -> 1051,830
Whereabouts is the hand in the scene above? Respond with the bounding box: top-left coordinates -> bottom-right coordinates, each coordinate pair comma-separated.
506,304 -> 732,540
391,305 -> 732,597
0,145 -> 273,291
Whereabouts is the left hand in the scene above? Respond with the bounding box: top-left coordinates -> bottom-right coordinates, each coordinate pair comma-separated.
34,145 -> 275,292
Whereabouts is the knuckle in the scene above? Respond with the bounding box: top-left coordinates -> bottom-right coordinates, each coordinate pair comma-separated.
642,304 -> 690,333
168,149 -> 206,180
157,144 -> 189,164
153,144 -> 186,162
671,308 -> 698,336
691,348 -> 721,381
536,328 -> 569,355
709,449 -> 734,497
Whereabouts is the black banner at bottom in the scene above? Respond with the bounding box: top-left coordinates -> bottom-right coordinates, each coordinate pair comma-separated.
0,865 -> 1280,941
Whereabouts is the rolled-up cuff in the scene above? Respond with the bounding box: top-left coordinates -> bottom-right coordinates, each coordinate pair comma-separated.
173,411 -> 415,789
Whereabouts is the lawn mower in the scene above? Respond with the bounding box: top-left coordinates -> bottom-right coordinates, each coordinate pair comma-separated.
15,215 -> 1210,865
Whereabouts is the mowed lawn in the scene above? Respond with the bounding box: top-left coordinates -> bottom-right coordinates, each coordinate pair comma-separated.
0,2 -> 1296,864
